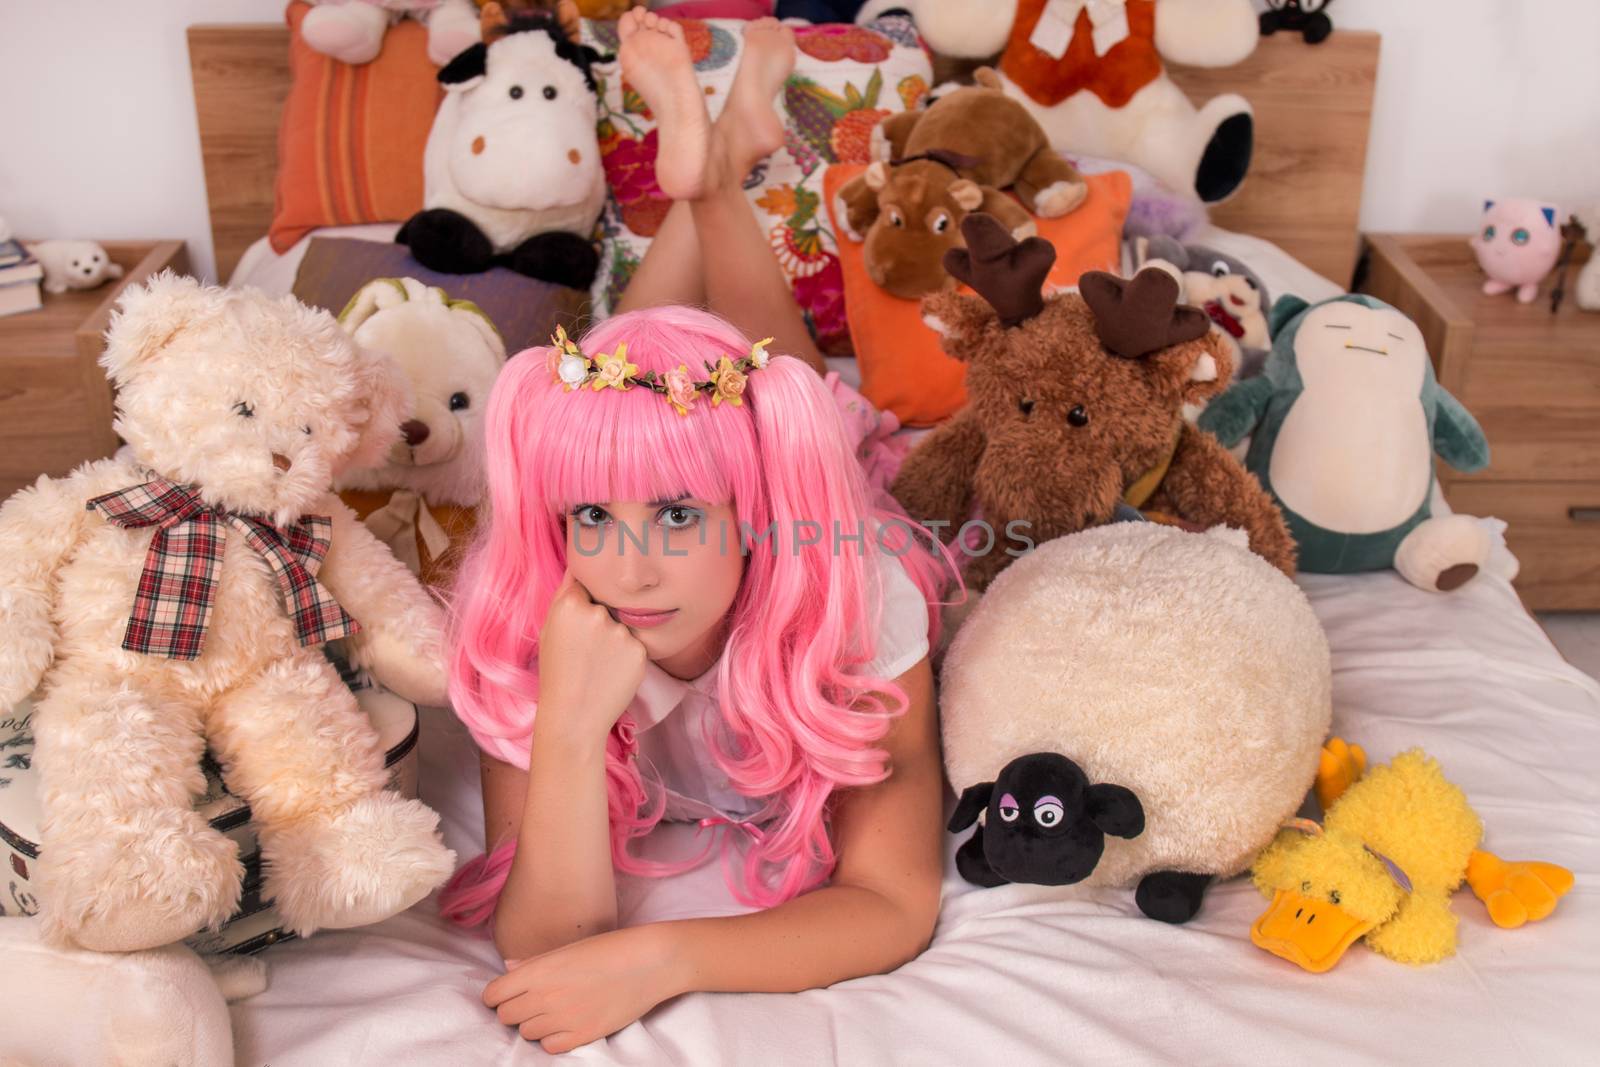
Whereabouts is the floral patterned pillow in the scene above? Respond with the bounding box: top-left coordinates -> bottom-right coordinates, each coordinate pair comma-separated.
580,16 -> 934,357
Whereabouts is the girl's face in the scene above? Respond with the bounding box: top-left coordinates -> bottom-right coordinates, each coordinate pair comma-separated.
564,497 -> 745,679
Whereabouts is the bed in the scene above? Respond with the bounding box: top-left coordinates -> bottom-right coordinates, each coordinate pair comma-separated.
184,21 -> 1600,1065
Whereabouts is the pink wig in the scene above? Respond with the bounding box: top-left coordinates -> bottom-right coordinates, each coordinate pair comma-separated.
440,306 -> 947,925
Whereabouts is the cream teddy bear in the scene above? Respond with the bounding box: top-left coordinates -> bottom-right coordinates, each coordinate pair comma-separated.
0,273 -> 456,953
334,277 -> 507,592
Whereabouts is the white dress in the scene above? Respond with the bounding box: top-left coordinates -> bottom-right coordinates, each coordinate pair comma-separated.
627,549 -> 932,830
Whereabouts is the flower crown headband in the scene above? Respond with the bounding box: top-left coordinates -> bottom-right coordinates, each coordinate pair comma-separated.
546,325 -> 774,416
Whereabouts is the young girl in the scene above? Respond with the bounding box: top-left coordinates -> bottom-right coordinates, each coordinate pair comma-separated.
440,9 -> 951,1054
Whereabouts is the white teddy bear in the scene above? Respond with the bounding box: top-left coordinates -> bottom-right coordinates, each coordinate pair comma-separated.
333,277 -> 507,591
26,239 -> 125,293
0,273 -> 456,953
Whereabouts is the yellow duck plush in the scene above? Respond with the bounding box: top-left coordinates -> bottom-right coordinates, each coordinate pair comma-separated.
1250,739 -> 1575,972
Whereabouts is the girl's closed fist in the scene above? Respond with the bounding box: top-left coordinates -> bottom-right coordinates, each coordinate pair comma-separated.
536,571 -> 648,741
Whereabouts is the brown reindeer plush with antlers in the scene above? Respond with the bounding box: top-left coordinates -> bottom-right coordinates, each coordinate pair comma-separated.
891,214 -> 1295,592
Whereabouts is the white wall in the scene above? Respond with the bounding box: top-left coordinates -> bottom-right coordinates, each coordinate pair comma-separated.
1328,0 -> 1600,233
0,0 -> 286,282
2,0 -> 1597,282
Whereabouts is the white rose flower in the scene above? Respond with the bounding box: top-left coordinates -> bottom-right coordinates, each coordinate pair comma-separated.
558,355 -> 590,387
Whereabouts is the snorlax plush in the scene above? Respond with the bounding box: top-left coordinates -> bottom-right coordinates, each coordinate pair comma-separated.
1198,293 -> 1493,592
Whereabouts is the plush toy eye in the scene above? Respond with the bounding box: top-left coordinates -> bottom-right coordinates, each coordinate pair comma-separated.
1512,228 -> 1530,246
1482,225 -> 1497,241
71,260 -> 81,269
997,792 -> 1020,823
92,252 -> 103,263
1033,796 -> 1065,827
301,424 -> 313,436
1301,880 -> 1313,893
1329,889 -> 1341,905
543,85 -> 557,101
1210,260 -> 1231,277
1018,397 -> 1034,416
233,401 -> 255,419
887,208 -> 904,229
1067,405 -> 1089,427
1244,276 -> 1258,290
931,211 -> 950,234
509,84 -> 524,100
449,391 -> 471,411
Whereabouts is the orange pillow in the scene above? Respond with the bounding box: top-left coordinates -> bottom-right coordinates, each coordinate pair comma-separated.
269,1 -> 442,253
823,166 -> 1132,427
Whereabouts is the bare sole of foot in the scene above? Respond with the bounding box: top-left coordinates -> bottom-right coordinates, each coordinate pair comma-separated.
617,6 -> 712,201
717,17 -> 794,171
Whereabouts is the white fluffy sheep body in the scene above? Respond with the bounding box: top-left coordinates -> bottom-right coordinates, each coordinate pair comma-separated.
941,522 -> 1331,887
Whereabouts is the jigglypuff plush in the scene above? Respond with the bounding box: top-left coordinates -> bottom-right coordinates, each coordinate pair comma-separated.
0,273 -> 456,953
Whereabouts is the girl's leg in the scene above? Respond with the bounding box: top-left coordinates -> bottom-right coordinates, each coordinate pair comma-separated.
613,10 -> 826,374
613,201 -> 704,312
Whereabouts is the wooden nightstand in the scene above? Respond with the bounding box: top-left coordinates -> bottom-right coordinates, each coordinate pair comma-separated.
0,241 -> 189,500
1358,233 -> 1600,611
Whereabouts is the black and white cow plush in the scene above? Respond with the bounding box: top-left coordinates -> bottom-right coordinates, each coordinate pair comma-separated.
397,9 -> 606,289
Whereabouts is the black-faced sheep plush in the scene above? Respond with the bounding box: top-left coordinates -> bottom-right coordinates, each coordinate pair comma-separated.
949,753 -> 1145,888
941,521 -> 1331,924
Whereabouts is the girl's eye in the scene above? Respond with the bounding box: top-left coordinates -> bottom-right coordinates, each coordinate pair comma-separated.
233,401 -> 255,419
1034,797 -> 1065,827
1512,228 -> 1530,245
543,85 -> 557,100
449,391 -> 470,411
509,85 -> 524,100
659,505 -> 702,529
571,505 -> 610,527
1483,225 -> 1497,241
998,793 -> 1020,823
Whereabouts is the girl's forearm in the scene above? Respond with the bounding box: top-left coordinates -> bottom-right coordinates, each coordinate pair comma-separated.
494,718 -> 619,959
654,882 -> 936,996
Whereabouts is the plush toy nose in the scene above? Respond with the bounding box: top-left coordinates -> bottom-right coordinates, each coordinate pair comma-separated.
401,419 -> 431,446
271,453 -> 292,473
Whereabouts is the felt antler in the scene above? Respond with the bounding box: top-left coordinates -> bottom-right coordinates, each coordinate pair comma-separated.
943,213 -> 1057,328
1079,269 -> 1210,359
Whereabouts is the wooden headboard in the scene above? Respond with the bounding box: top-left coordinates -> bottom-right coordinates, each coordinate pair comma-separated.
188,25 -> 1380,285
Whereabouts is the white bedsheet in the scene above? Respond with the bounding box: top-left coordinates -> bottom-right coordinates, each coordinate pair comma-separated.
233,566 -> 1600,1065
228,229 -> 1598,1065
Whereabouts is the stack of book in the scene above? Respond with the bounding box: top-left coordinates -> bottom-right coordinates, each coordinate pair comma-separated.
0,239 -> 43,317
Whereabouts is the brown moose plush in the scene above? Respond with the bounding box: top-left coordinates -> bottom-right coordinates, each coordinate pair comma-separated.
891,214 -> 1296,592
834,68 -> 1087,299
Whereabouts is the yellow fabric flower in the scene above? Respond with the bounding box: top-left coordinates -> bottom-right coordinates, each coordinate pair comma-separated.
591,343 -> 638,391
710,355 -> 747,407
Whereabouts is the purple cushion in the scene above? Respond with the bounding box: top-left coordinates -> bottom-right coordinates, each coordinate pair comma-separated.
290,237 -> 589,355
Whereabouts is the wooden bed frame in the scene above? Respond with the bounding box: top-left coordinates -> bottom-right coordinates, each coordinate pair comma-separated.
188,24 -> 1380,286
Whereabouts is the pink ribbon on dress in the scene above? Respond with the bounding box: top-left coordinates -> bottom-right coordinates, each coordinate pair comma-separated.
696,816 -> 766,843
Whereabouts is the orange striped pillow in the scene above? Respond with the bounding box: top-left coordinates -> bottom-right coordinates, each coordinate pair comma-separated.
269,1 -> 442,253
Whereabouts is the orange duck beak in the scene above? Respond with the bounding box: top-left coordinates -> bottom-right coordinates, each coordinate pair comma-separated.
1250,889 -> 1374,973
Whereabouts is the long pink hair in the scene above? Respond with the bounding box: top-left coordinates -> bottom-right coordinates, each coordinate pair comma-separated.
439,306 -> 946,924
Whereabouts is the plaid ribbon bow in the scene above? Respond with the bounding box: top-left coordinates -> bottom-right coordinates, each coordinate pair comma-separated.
86,478 -> 360,660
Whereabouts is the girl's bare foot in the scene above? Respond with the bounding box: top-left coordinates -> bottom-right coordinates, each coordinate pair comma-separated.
718,17 -> 794,173
618,7 -> 712,200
